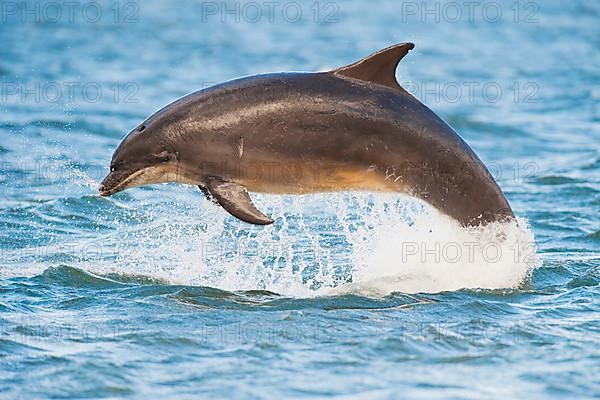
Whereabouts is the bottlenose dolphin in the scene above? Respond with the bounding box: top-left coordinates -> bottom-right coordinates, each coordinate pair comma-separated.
100,43 -> 513,226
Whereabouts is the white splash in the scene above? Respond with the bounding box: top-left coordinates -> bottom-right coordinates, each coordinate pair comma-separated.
339,196 -> 538,295
88,190 -> 539,296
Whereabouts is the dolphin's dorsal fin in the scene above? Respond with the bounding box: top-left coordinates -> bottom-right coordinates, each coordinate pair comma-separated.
330,43 -> 415,91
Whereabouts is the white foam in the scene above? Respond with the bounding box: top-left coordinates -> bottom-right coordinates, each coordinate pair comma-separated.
339,196 -> 538,295
88,191 -> 539,296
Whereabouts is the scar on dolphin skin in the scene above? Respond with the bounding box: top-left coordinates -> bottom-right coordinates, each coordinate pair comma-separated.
100,42 -> 514,227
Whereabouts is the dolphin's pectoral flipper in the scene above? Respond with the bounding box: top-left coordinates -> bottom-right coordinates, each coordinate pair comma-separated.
204,177 -> 274,225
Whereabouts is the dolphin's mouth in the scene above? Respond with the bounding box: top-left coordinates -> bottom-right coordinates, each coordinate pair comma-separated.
99,168 -> 147,196
99,164 -> 188,196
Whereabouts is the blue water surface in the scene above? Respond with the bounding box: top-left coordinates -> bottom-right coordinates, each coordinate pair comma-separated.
1,0 -> 599,398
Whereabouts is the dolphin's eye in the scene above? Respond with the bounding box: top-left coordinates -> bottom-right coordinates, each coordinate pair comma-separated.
137,125 -> 146,132
110,161 -> 122,172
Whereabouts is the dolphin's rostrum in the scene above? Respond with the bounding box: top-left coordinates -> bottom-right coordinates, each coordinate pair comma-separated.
100,43 -> 514,227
